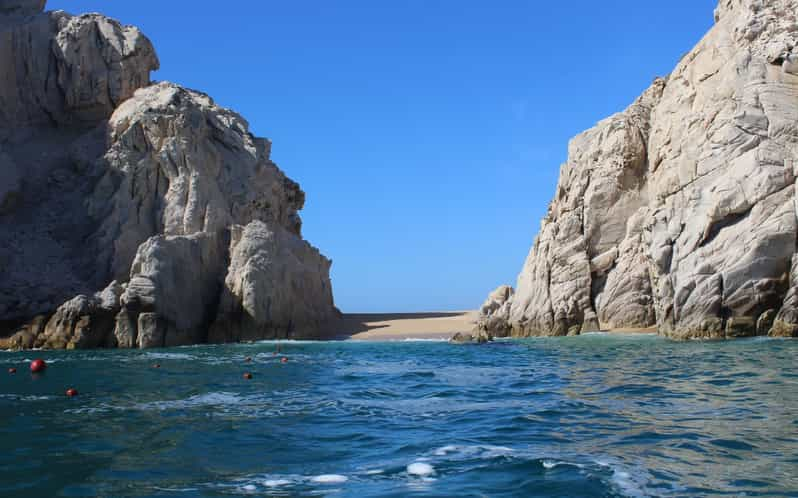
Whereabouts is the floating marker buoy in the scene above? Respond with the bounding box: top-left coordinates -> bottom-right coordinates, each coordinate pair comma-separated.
30,359 -> 46,373
66,388 -> 78,397
243,372 -> 253,380
153,364 -> 161,369
281,357 -> 288,364
8,368 -> 16,374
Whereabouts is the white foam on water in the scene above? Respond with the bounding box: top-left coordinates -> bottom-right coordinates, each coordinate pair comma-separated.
611,469 -> 647,498
135,392 -> 242,411
263,479 -> 292,487
407,462 -> 435,477
64,403 -> 115,414
211,474 -> 306,494
0,394 -> 53,401
433,445 -> 457,456
66,392 -> 313,418
310,474 -> 348,484
219,474 -> 349,496
223,475 -> 302,492
141,352 -> 195,360
363,469 -> 384,475
542,460 -> 558,469
584,458 -> 648,498
23,357 -> 65,363
432,444 -> 514,459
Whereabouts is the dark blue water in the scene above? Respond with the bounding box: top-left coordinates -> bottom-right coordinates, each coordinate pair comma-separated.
1,335 -> 796,497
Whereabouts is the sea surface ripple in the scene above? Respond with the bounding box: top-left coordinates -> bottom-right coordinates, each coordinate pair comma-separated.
0,335 -> 796,497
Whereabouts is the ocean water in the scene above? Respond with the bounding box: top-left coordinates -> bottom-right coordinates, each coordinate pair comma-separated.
1,335 -> 796,497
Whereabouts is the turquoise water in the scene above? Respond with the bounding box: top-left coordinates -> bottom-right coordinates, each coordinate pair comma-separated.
1,335 -> 796,497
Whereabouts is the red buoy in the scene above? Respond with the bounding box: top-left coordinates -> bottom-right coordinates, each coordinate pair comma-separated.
243,372 -> 253,380
30,359 -> 46,373
281,357 -> 288,364
8,368 -> 16,374
66,388 -> 78,397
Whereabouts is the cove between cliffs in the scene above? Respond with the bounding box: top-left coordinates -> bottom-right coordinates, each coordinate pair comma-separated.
2,0 -> 798,349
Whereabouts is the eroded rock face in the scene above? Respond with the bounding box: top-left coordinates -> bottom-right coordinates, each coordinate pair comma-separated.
0,7 -> 158,128
94,82 -> 305,282
34,281 -> 122,350
0,4 -> 159,323
478,80 -> 665,337
53,14 -> 159,124
479,0 -> 798,340
0,1 -> 338,349
115,232 -> 227,348
475,285 -> 514,337
209,221 -> 337,343
769,256 -> 798,338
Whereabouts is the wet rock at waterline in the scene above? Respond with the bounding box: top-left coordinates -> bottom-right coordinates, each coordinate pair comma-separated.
450,331 -> 492,344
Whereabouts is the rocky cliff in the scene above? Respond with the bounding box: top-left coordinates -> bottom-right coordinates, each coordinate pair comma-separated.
0,0 -> 338,349
478,0 -> 798,340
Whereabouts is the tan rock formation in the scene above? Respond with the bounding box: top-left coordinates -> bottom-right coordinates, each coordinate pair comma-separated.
479,0 -> 798,340
209,221 -> 337,343
0,0 -> 338,349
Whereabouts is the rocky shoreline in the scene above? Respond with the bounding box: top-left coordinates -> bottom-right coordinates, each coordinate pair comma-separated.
2,0 -> 797,350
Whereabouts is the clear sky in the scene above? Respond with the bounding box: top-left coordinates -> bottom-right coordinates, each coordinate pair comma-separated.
50,0 -> 716,313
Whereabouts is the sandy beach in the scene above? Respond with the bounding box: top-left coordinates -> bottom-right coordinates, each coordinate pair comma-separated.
339,311 -> 657,340
340,311 -> 479,341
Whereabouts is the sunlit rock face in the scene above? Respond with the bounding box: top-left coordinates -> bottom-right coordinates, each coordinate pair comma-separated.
0,1 -> 338,349
478,0 -> 798,340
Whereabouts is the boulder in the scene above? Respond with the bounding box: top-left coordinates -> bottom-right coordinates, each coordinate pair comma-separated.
32,281 -> 122,349
209,221 -> 337,343
0,315 -> 46,350
0,8 -> 158,128
114,232 -> 227,348
92,83 -> 305,282
769,256 -> 798,338
475,285 -> 514,337
450,331 -> 492,344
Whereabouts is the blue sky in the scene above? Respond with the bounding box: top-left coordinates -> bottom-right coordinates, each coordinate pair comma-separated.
50,0 -> 716,313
